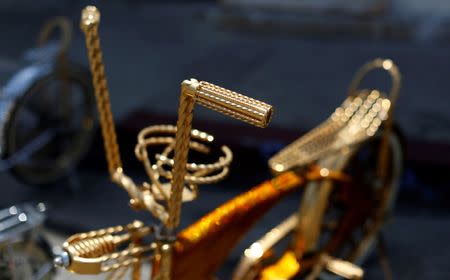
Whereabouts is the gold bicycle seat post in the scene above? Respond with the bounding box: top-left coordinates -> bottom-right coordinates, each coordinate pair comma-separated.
80,6 -> 123,179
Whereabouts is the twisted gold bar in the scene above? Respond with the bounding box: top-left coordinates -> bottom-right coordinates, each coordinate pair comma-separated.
167,79 -> 273,230
80,6 -> 122,178
151,79 -> 272,280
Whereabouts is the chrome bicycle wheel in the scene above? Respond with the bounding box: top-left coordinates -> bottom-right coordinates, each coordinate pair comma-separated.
2,63 -> 95,185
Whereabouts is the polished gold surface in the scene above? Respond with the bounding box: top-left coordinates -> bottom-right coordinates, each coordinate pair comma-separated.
176,172 -> 301,249
74,6 -> 273,279
61,221 -> 153,275
233,214 -> 299,280
269,89 -> 391,174
232,58 -> 402,280
269,58 -> 401,175
194,81 -> 273,128
80,5 -> 122,178
259,251 -> 301,280
60,7 -> 400,279
167,78 -> 273,230
135,124 -> 233,203
155,79 -> 272,279
169,172 -> 303,280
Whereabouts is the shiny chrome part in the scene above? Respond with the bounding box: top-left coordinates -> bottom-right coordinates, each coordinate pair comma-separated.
306,254 -> 364,280
0,203 -> 45,243
233,214 -> 298,280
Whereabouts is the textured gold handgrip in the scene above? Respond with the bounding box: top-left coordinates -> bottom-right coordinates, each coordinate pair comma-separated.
168,79 -> 273,230
153,79 -> 273,280
80,6 -> 123,178
196,81 -> 273,128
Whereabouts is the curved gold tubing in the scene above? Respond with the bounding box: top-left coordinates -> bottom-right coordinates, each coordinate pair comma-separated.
37,16 -> 73,56
346,58 -> 402,182
239,58 -> 402,280
268,58 -> 400,176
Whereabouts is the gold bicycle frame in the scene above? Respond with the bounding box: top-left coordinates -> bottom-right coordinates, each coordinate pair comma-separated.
69,6 -> 273,280
56,6 -> 402,280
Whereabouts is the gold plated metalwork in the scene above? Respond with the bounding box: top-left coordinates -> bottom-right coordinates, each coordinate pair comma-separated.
168,78 -> 273,230
160,78 -> 272,279
80,6 -> 122,178
58,5 -> 273,280
269,58 -> 400,175
58,221 -> 154,275
235,58 -> 402,280
56,6 -> 402,280
269,89 -> 391,174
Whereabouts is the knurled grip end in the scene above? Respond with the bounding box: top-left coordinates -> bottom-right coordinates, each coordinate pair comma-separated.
181,78 -> 200,96
182,78 -> 273,128
81,5 -> 100,31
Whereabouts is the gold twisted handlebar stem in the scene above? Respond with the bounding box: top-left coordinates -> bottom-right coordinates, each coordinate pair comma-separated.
153,79 -> 272,280
167,79 -> 273,230
77,6 -> 273,280
80,6 -> 123,178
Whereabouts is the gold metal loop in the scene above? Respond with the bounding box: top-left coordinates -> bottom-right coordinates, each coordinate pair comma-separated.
347,58 -> 401,110
347,58 -> 402,181
133,124 -> 233,203
37,16 -> 73,56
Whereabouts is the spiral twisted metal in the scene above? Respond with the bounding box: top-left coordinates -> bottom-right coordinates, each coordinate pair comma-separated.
77,6 -> 272,280
80,6 -> 122,177
134,125 -> 233,203
60,221 -> 155,275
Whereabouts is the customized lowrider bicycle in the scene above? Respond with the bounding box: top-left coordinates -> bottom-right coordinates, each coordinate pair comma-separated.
54,6 -> 403,280
0,16 -> 95,185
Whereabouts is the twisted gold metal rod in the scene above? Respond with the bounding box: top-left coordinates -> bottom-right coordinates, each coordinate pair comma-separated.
80,6 -> 122,179
152,79 -> 272,280
167,79 -> 273,230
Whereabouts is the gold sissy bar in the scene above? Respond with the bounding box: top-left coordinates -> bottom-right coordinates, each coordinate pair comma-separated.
55,6 -> 272,280
234,58 -> 402,279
